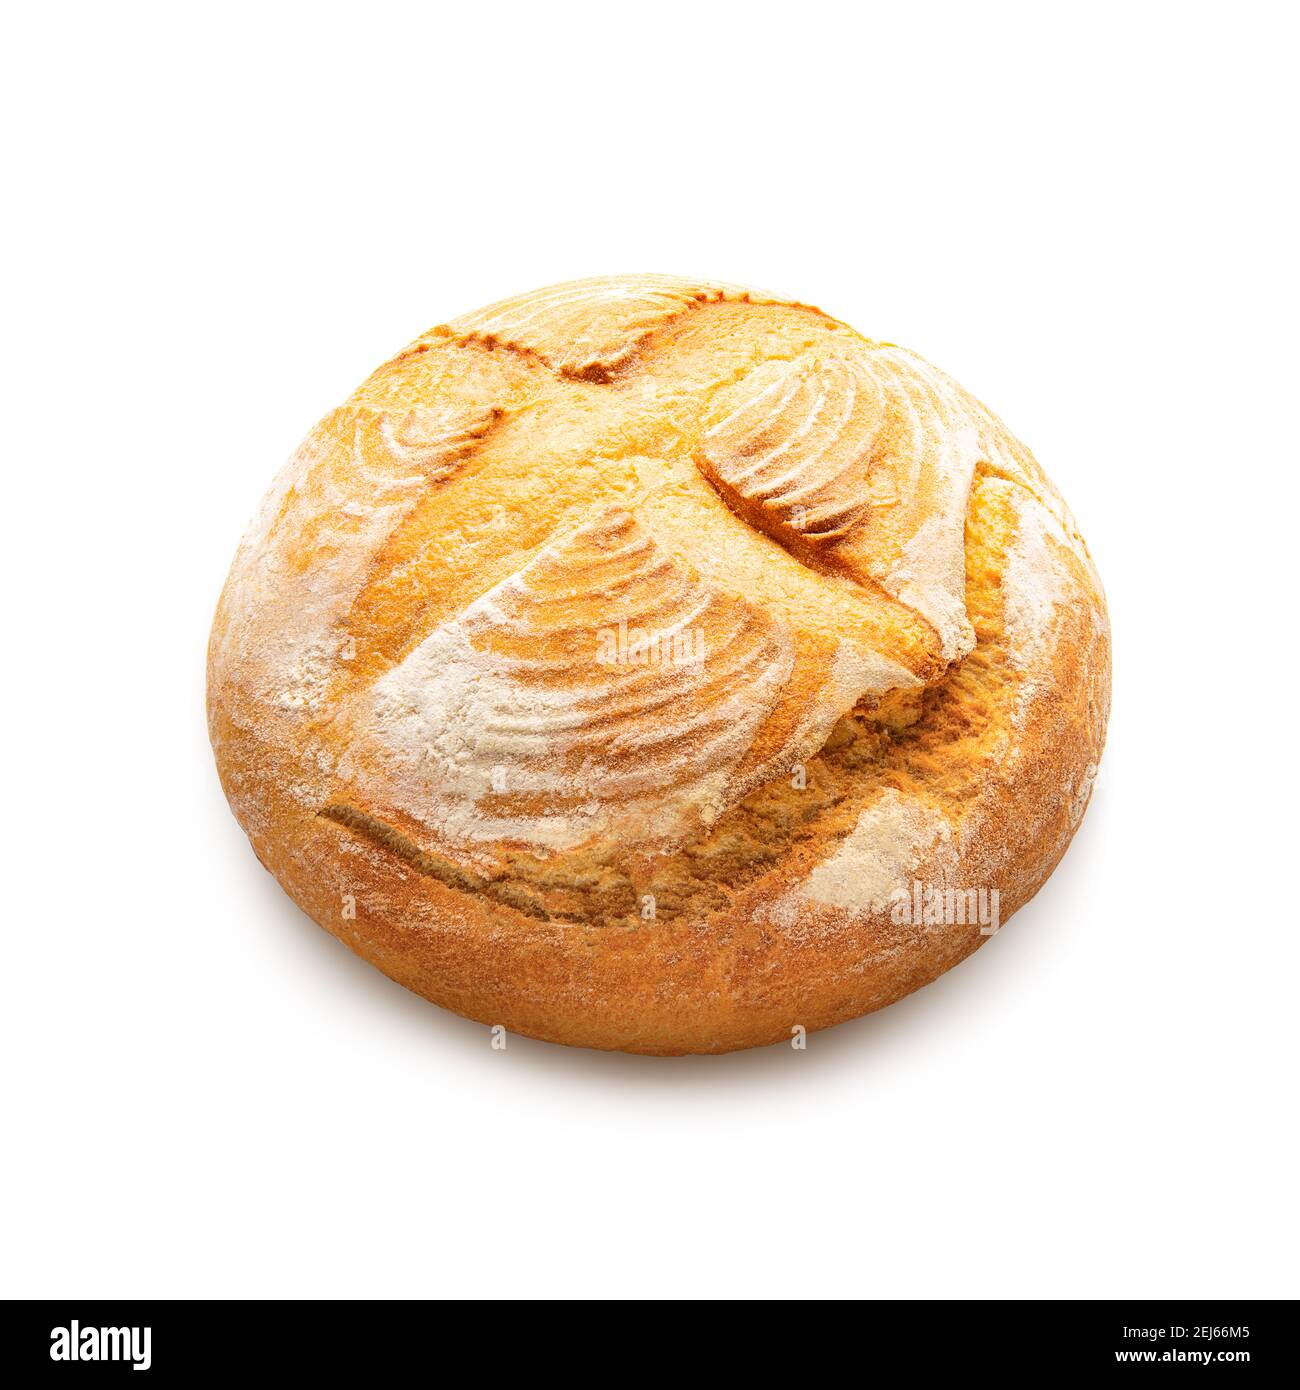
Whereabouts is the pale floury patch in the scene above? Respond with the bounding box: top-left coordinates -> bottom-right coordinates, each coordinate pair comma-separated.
332,509 -> 796,855
798,789 -> 955,914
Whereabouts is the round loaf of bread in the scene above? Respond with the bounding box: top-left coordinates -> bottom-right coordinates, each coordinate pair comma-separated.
208,275 -> 1110,1054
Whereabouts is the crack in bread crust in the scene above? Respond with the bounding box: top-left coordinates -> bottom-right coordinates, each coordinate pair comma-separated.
312,471 -> 1043,932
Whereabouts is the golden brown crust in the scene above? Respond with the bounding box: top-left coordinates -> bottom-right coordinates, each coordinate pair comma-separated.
207,276 -> 1110,1054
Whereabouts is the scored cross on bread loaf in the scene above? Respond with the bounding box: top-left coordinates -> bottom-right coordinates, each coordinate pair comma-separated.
208,275 -> 1110,1054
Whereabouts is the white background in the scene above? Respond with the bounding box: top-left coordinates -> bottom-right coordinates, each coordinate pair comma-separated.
2,2 -> 1296,1299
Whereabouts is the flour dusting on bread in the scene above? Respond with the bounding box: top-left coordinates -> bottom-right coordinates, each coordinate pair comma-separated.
450,274 -> 756,379
1003,491 -> 1074,668
795,789 -> 954,918
333,508 -> 796,855
696,343 -> 980,664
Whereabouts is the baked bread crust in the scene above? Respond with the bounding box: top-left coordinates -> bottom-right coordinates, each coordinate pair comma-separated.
207,276 -> 1110,1054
